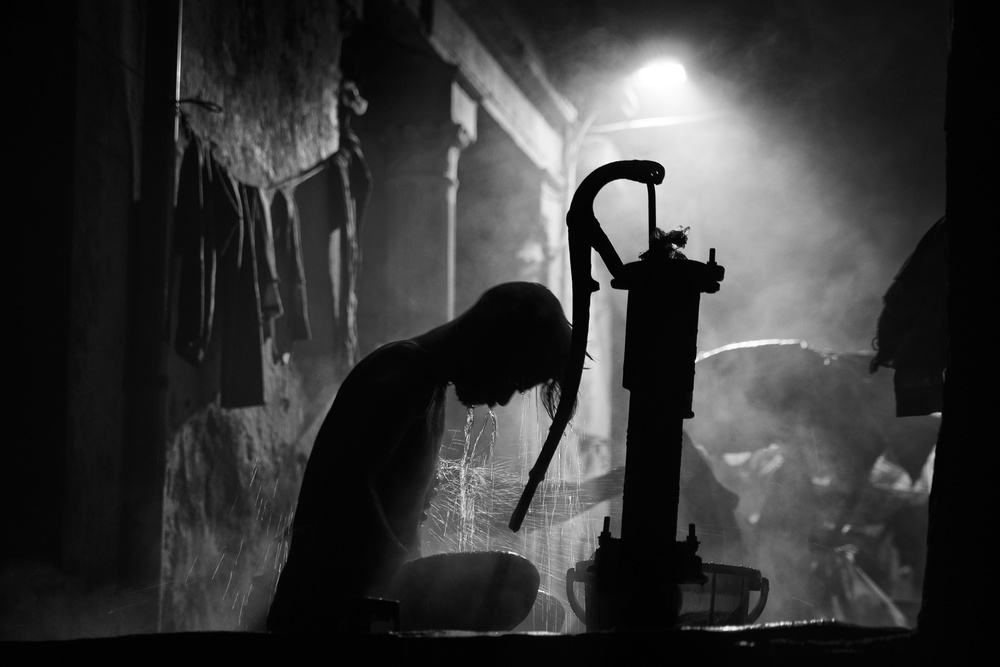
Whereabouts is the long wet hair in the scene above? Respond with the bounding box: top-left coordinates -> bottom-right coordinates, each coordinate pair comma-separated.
456,282 -> 573,419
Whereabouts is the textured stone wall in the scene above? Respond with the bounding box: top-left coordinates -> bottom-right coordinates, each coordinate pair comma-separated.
180,0 -> 344,187
159,0 -> 348,631
161,370 -> 306,631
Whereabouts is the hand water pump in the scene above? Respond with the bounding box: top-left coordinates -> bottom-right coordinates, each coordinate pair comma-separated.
509,160 -> 725,630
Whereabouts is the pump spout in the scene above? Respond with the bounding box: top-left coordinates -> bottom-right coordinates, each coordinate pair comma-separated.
509,160 -> 665,532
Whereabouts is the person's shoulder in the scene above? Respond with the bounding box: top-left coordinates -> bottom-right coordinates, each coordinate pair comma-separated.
365,340 -> 433,370
347,340 -> 441,397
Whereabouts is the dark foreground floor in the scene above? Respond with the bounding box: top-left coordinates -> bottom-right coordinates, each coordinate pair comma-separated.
2,621 -> 972,664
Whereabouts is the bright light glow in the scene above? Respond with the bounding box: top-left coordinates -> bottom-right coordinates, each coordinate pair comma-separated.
633,60 -> 688,89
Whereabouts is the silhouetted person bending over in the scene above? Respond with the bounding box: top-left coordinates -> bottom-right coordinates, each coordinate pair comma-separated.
267,281 -> 572,633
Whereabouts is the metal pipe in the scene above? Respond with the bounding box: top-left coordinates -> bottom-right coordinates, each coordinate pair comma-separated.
509,161 -> 664,532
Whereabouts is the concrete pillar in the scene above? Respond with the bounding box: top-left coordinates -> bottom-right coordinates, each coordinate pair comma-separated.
382,119 -> 473,339
352,46 -> 478,345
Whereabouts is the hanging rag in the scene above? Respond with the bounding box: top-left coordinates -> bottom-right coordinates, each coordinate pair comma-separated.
295,120 -> 372,369
250,187 -> 284,329
270,187 -> 312,362
330,121 -> 371,368
174,131 -> 312,407
215,170 -> 267,408
173,134 -> 217,365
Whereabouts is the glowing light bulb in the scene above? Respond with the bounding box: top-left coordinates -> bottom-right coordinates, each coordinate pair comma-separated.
633,60 -> 688,89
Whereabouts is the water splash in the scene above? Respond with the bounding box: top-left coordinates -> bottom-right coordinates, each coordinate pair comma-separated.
454,406 -> 498,552
424,390 -> 602,632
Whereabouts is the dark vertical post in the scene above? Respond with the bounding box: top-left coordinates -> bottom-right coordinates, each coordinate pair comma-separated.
7,3 -> 77,570
919,2 -> 993,651
119,0 -> 182,632
616,257 -> 719,630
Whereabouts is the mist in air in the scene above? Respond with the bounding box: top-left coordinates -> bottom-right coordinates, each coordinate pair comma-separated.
1,0 -> 948,638
509,0 -> 946,625
554,0 -> 948,353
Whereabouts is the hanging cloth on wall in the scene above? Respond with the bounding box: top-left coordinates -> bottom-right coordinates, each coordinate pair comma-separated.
270,187 -> 312,362
319,121 -> 372,368
174,129 -> 325,407
173,134 -> 266,407
249,187 -> 284,328
216,175 -> 267,408
174,117 -> 366,406
173,134 -> 217,365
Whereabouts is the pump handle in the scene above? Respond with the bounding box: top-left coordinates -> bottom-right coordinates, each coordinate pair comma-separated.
509,160 -> 665,532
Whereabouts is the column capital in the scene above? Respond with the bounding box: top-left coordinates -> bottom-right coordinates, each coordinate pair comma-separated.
380,120 -> 473,182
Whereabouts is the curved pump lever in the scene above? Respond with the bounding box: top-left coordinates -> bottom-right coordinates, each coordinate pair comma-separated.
509,160 -> 665,532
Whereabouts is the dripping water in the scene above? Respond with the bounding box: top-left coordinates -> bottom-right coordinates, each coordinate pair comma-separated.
449,405 -> 499,553
424,389 -> 602,633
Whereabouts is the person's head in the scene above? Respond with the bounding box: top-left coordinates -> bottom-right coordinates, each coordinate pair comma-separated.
446,282 -> 572,416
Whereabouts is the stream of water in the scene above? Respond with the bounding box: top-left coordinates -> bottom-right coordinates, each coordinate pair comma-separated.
423,389 -> 602,633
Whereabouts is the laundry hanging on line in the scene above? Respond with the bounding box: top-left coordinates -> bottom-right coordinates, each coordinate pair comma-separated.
173,132 -> 312,408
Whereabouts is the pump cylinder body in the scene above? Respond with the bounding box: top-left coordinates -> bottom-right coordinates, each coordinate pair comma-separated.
608,256 -> 722,630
